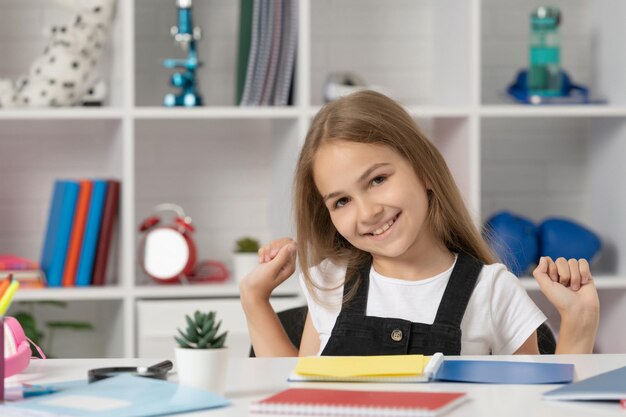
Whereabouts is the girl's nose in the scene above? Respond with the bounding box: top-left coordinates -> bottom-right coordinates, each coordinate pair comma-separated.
356,198 -> 383,224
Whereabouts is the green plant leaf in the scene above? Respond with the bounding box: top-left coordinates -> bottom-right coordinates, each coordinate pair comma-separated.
235,237 -> 260,253
174,336 -> 193,349
185,314 -> 195,328
197,333 -> 212,348
204,317 -> 214,334
177,328 -> 189,342
211,332 -> 228,349
201,318 -> 212,334
204,326 -> 218,342
185,328 -> 199,343
184,315 -> 198,339
194,311 -> 204,327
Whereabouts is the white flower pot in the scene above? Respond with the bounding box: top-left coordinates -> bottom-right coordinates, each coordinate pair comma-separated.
232,252 -> 259,283
174,347 -> 229,394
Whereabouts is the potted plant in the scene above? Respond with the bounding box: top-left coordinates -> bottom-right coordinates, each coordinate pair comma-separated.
174,310 -> 229,393
232,236 -> 260,283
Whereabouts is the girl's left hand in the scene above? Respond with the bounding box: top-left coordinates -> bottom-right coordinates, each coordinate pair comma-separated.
532,256 -> 600,318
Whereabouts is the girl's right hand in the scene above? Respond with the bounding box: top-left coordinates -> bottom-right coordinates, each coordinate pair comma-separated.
239,238 -> 297,302
258,237 -> 297,263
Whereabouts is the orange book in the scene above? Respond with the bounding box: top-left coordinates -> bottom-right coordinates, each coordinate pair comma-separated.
62,180 -> 93,286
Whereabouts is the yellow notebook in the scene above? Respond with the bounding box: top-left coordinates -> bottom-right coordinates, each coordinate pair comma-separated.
289,353 -> 444,383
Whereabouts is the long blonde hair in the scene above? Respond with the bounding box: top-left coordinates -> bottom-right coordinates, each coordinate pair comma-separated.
294,90 -> 495,302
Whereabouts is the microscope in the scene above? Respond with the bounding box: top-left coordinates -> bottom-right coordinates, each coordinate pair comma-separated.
163,0 -> 203,107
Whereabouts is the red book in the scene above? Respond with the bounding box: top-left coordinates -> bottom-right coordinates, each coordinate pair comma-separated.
62,180 -> 93,286
250,388 -> 468,416
91,180 -> 120,286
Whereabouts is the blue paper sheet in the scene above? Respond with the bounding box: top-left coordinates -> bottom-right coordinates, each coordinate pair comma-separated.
544,365 -> 626,400
1,374 -> 230,417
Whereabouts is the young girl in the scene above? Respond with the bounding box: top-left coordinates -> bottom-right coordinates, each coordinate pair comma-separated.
239,90 -> 599,357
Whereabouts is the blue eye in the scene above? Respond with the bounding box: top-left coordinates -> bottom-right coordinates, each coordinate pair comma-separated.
371,176 -> 386,186
334,197 -> 349,209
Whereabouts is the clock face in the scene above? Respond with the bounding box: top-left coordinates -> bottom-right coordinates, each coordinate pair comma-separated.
144,228 -> 189,280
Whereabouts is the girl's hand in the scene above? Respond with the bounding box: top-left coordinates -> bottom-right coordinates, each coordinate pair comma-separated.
258,237 -> 297,263
239,239 -> 297,302
533,256 -> 600,319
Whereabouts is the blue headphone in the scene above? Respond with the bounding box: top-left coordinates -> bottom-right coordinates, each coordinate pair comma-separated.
507,69 -> 589,104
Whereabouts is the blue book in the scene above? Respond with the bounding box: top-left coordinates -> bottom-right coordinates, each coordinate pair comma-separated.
434,360 -> 574,384
2,374 -> 230,416
44,180 -> 80,287
75,180 -> 108,286
40,180 -> 65,274
543,365 -> 626,401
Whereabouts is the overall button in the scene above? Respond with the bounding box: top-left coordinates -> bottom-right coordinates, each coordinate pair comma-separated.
390,329 -> 403,342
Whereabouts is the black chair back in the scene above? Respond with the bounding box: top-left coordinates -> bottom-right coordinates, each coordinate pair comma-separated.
249,306 -> 557,355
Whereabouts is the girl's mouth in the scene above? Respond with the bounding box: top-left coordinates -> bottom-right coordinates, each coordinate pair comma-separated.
368,213 -> 400,237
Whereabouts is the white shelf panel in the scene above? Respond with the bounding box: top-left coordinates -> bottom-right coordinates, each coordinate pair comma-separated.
520,276 -> 626,291
480,105 -> 626,118
0,108 -> 125,120
406,106 -> 472,118
13,287 -> 126,301
134,280 -> 301,299
133,107 -> 301,120
306,106 -> 472,119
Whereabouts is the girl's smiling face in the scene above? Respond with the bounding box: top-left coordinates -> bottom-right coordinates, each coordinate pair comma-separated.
313,140 -> 436,266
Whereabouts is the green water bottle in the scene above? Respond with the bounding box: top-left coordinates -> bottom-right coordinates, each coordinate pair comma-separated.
529,6 -> 562,96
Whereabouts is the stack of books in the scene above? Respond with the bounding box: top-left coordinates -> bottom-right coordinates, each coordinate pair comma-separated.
0,255 -> 45,288
237,0 -> 298,106
40,179 -> 120,287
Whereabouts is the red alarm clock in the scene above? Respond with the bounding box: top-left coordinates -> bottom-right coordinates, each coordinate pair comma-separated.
138,204 -> 228,284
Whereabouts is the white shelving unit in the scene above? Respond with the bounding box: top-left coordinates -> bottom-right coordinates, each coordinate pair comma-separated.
1,0 -> 625,357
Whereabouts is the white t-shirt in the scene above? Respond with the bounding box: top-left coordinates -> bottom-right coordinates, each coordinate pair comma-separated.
299,256 -> 547,356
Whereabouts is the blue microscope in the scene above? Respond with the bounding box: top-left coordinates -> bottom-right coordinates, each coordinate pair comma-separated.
163,0 -> 203,107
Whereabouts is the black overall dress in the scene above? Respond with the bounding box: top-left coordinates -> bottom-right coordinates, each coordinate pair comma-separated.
321,252 -> 483,356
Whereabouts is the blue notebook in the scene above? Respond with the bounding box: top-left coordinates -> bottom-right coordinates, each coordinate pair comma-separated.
43,180 -> 80,287
434,360 -> 574,384
2,374 -> 230,416
75,180 -> 108,286
543,365 -> 626,401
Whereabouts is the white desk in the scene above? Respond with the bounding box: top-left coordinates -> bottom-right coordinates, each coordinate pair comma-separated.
6,354 -> 626,416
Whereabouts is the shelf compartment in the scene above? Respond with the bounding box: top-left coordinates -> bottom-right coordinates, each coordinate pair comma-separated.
481,116 -> 626,276
7,299 -> 125,358
134,118 -> 300,286
0,0 -> 126,108
310,0 -> 472,107
136,296 -> 303,358
481,0 -> 626,106
134,0 -> 291,107
0,119 -> 124,264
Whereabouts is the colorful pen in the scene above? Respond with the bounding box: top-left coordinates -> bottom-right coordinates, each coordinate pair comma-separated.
0,274 -> 11,299
0,279 -> 20,316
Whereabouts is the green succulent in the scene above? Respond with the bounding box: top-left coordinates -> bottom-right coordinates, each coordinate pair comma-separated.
175,310 -> 228,349
235,237 -> 260,253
